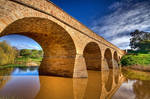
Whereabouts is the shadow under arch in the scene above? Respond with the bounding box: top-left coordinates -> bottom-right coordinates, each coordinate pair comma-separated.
113,51 -> 119,68
113,51 -> 120,84
104,48 -> 113,69
83,42 -> 102,70
0,17 -> 76,77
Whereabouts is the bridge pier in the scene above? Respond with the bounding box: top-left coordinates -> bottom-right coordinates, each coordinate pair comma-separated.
39,54 -> 88,78
39,55 -> 75,77
73,54 -> 88,78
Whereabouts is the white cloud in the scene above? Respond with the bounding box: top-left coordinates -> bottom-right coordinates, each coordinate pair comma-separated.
91,0 -> 150,49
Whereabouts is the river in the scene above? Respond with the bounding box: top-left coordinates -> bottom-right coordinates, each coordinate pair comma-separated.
0,67 -> 149,99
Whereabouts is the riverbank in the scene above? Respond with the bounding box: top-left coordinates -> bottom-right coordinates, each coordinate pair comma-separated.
0,57 -> 42,69
0,64 -> 36,69
122,67 -> 150,80
123,65 -> 150,72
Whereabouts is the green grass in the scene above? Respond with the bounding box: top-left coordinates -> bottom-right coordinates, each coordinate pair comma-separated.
0,57 -> 42,69
15,57 -> 42,62
15,57 -> 42,65
121,54 -> 150,66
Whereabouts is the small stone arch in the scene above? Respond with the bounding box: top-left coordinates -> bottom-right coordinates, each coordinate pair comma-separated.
113,51 -> 119,68
83,42 -> 102,70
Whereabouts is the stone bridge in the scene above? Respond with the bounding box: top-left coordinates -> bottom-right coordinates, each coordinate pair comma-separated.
0,0 -> 125,78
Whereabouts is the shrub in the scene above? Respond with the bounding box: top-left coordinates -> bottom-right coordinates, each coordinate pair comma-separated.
121,55 -> 138,66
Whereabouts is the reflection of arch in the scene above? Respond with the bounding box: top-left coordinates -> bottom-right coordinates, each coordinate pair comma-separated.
83,71 -> 102,99
83,42 -> 101,70
104,48 -> 113,69
104,70 -> 113,92
114,69 -> 119,84
0,17 -> 76,77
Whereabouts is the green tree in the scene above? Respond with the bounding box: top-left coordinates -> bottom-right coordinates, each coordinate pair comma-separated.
20,49 -> 31,57
130,29 -> 150,50
0,41 -> 17,65
136,40 -> 150,51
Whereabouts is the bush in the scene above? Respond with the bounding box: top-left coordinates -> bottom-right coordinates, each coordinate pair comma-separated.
121,54 -> 150,66
121,55 -> 138,66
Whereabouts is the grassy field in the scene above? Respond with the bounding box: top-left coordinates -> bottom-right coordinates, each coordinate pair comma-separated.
15,57 -> 42,65
121,54 -> 150,66
0,57 -> 42,68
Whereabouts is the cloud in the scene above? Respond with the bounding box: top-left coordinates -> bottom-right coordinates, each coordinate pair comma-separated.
91,0 -> 150,49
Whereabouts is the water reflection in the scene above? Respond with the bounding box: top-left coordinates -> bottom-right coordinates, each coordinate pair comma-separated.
0,67 -> 149,99
133,80 -> 150,99
0,67 -> 39,99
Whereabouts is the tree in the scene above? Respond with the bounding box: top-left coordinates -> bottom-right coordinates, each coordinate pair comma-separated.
130,29 -> 150,50
20,49 -> 31,57
0,41 -> 17,65
136,40 -> 150,51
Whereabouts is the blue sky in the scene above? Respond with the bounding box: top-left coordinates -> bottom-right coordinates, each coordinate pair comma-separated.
0,35 -> 42,50
1,0 -> 150,49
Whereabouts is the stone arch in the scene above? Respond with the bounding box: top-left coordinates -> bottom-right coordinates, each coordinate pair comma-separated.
83,42 -> 102,70
104,48 -> 113,69
114,51 -> 119,63
113,51 -> 119,68
0,17 -> 76,77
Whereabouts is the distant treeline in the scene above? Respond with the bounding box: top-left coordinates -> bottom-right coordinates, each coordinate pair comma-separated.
0,41 -> 43,66
19,49 -> 43,58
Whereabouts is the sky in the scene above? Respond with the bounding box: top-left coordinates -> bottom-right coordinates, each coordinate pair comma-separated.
0,35 -> 42,50
0,0 -> 150,49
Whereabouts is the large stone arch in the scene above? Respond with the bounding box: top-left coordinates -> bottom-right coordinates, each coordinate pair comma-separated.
83,42 -> 102,70
104,48 -> 113,69
0,17 -> 76,77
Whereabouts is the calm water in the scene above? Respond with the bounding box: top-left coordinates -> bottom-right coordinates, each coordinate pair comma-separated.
0,67 -> 149,99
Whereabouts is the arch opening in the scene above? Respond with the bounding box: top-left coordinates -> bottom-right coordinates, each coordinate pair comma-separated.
113,51 -> 119,68
0,34 -> 44,67
0,17 -> 76,77
83,42 -> 102,70
104,48 -> 113,69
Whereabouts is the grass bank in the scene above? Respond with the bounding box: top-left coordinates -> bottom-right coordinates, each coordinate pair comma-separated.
0,57 -> 42,69
121,54 -> 150,66
15,57 -> 42,65
0,64 -> 27,69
